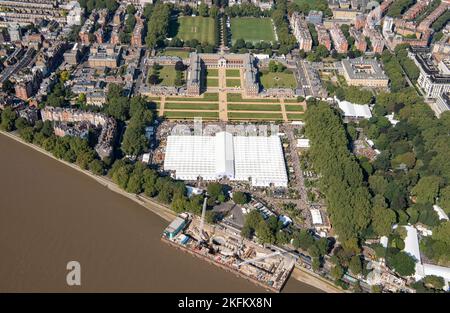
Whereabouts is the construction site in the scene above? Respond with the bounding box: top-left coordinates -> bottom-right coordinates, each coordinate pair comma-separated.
161,199 -> 295,292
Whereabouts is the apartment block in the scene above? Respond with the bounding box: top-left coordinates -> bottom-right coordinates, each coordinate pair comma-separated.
289,12 -> 313,52
330,23 -> 348,53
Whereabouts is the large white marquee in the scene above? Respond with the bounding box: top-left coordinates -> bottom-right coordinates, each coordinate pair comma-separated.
164,132 -> 288,187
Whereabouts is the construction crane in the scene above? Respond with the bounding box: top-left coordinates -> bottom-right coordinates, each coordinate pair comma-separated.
236,251 -> 283,268
198,196 -> 209,241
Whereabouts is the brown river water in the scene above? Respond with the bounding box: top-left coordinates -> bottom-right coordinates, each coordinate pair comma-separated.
0,133 -> 320,293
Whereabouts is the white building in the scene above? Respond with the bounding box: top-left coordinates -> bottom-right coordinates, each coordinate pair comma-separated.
336,98 -> 372,120
403,225 -> 450,291
164,132 -> 288,187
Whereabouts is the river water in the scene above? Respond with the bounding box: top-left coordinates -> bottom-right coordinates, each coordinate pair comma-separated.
0,134 -> 320,293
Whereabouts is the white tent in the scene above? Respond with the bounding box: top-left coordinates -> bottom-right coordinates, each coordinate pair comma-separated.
164,132 -> 288,187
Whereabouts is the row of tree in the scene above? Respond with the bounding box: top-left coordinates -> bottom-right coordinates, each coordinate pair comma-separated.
224,3 -> 270,18
271,0 -> 297,55
145,3 -> 172,49
78,0 -> 119,15
305,102 -> 372,246
0,109 -> 107,175
381,49 -> 409,92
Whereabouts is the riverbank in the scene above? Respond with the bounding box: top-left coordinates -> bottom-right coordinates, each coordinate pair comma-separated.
0,130 -> 341,293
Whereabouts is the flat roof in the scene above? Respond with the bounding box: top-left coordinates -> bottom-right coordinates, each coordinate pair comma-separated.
310,209 -> 323,225
341,57 -> 388,80
338,100 -> 372,118
164,131 -> 288,187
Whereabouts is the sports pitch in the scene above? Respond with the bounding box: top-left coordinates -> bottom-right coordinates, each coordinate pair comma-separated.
230,18 -> 276,44
170,16 -> 216,44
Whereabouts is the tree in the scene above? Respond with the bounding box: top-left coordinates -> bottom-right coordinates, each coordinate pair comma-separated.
171,196 -> 187,213
148,74 -> 159,85
411,176 -> 442,204
126,4 -> 136,15
305,102 -> 372,242
349,255 -> 363,275
207,183 -> 225,202
121,110 -> 153,157
241,223 -> 253,239
256,220 -> 275,244
423,275 -> 445,290
112,164 -> 133,189
438,186 -> 450,214
19,127 -> 34,143
0,107 -> 17,131
129,96 -> 148,117
205,211 -> 219,224
372,206 -> 396,236
331,264 -> 344,280
174,61 -> 186,72
60,70 -> 70,82
292,229 -> 315,251
2,79 -> 14,93
232,191 -> 249,204
388,251 -> 416,276
312,257 -> 321,271
15,117 -> 29,130
198,3 -> 209,17
89,159 -> 104,175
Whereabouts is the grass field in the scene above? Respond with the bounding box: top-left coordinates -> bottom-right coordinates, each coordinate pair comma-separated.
149,66 -> 177,86
294,0 -> 329,12
287,113 -> 304,120
166,93 -> 219,102
228,112 -> 283,120
228,104 -> 281,111
259,71 -> 297,89
207,78 -> 219,87
285,105 -> 304,112
170,16 -> 216,44
284,98 -> 304,103
226,69 -> 240,77
164,103 -> 218,110
163,111 -> 219,119
159,49 -> 190,58
227,93 -> 279,103
206,68 -> 219,77
226,79 -> 241,88
146,96 -> 161,101
230,18 -> 276,44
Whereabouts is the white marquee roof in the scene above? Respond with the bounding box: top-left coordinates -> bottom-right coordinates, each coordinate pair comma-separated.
164,132 -> 288,187
337,99 -> 372,119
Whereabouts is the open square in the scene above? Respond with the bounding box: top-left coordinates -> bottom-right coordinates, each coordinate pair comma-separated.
259,70 -> 297,89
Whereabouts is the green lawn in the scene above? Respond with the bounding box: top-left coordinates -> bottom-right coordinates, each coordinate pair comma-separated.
287,113 -> 304,120
146,96 -> 161,101
227,93 -> 279,103
164,103 -> 218,110
166,93 -> 219,102
163,111 -> 219,119
228,104 -> 281,111
228,112 -> 283,120
170,16 -> 216,44
259,71 -> 297,89
293,0 -> 329,12
206,68 -> 219,77
226,69 -> 240,77
149,66 -> 177,86
159,49 -> 191,58
226,79 -> 241,88
284,98 -> 304,103
230,18 -> 276,44
207,78 -> 219,87
285,105 -> 304,112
